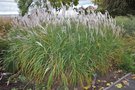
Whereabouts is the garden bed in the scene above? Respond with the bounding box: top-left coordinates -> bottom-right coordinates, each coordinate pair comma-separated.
0,70 -> 131,90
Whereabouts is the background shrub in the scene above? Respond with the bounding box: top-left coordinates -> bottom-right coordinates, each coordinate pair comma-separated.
115,16 -> 135,35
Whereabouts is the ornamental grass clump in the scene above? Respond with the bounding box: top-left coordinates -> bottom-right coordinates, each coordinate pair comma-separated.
5,11 -> 126,89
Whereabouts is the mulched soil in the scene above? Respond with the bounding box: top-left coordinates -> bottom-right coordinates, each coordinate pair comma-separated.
0,82 -> 34,90
106,74 -> 135,90
92,70 -> 126,90
0,72 -> 34,90
0,70 -> 134,90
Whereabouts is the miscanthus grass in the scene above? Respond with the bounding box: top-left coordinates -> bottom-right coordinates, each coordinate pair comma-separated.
4,8 -> 129,89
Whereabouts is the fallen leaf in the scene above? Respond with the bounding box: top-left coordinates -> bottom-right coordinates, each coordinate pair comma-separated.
98,80 -> 101,82
102,80 -> 107,83
122,80 -> 129,86
83,85 -> 91,90
110,82 -> 114,85
132,76 -> 135,80
92,85 -> 96,88
115,83 -> 123,88
106,83 -> 111,86
114,76 -> 117,79
99,87 -> 104,90
117,70 -> 123,73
